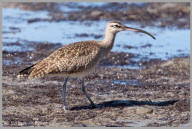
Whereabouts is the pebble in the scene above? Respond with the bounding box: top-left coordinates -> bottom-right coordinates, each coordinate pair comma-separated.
136,107 -> 153,115
90,11 -> 102,17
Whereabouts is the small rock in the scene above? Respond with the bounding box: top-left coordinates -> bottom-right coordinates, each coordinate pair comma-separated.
90,11 -> 102,17
2,89 -> 15,95
167,92 -> 175,97
136,107 -> 153,115
18,121 -> 24,126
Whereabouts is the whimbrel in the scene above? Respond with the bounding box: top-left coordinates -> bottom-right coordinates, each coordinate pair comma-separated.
18,21 -> 155,110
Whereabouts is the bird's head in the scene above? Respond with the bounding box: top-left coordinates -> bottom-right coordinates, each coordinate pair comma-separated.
106,21 -> 156,39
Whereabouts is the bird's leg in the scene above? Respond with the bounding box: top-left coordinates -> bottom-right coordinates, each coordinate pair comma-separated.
62,77 -> 68,110
81,79 -> 96,107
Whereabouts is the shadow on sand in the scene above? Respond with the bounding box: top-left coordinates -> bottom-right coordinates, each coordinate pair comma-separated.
70,99 -> 178,110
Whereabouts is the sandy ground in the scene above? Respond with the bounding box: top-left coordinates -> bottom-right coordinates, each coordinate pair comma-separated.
2,52 -> 190,127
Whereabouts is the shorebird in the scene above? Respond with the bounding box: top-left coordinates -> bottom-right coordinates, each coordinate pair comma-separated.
18,21 -> 155,110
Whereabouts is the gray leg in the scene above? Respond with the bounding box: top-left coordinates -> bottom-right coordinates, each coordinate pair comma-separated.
62,77 -> 68,110
81,79 -> 95,107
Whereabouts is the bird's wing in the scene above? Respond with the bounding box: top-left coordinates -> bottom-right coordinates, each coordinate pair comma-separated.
28,41 -> 101,78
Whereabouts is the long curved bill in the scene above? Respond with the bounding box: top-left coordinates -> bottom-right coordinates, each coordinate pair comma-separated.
124,26 -> 156,40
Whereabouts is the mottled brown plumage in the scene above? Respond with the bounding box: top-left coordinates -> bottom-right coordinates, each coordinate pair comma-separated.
27,41 -> 104,79
19,21 -> 155,80
18,21 -> 155,110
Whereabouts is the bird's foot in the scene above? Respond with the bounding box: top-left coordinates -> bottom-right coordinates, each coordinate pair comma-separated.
63,106 -> 68,111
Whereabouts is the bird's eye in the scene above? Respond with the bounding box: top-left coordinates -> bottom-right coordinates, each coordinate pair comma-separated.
114,25 -> 121,28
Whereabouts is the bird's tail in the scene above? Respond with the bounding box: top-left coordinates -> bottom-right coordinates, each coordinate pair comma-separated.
17,64 -> 35,79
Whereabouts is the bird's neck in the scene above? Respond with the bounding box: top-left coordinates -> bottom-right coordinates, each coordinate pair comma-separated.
101,31 -> 116,49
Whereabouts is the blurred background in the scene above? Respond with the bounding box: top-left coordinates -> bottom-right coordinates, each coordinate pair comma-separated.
2,2 -> 190,68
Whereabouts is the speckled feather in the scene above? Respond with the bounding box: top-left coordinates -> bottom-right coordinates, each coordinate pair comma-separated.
24,41 -> 105,79
19,21 -> 155,79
